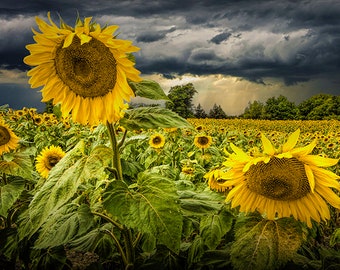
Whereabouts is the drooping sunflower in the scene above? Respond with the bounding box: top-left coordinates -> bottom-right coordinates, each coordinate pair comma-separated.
149,133 -> 165,149
0,121 -> 20,155
194,134 -> 212,149
218,129 -> 340,227
36,145 -> 66,178
205,169 -> 229,192
24,12 -> 142,125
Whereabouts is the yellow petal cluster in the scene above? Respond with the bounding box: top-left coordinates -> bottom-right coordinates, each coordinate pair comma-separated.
24,12 -> 142,125
214,129 -> 340,227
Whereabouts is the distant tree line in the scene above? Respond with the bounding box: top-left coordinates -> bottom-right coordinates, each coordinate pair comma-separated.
164,83 -> 339,120
241,94 -> 340,120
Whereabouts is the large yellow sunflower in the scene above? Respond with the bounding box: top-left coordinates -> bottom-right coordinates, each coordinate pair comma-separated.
0,121 -> 20,155
24,12 -> 142,125
36,145 -> 66,178
218,129 -> 340,227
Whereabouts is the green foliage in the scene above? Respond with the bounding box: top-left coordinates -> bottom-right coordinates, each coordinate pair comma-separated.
18,141 -> 112,239
34,204 -> 94,249
0,177 -> 25,217
120,107 -> 193,130
241,93 -> 340,120
0,152 -> 33,179
298,94 -> 340,120
129,79 -> 170,101
194,103 -> 208,118
200,208 -> 234,249
231,215 -> 305,270
242,100 -> 265,119
208,103 -> 228,119
165,83 -> 197,118
263,95 -> 299,120
103,171 -> 183,253
69,223 -> 118,258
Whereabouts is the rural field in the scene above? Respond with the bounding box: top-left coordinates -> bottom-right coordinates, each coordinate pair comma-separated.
1,106 -> 339,269
1,7 -> 339,270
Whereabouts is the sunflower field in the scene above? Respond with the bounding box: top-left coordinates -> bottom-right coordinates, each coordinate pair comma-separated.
1,13 -> 340,270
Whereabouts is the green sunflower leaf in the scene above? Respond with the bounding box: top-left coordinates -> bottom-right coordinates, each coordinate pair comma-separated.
129,79 -> 169,101
230,216 -> 304,270
120,107 -> 193,130
34,204 -> 94,249
200,208 -> 234,250
69,223 -> 117,258
19,141 -> 111,240
0,177 -> 25,217
103,172 -> 183,253
0,152 -> 33,179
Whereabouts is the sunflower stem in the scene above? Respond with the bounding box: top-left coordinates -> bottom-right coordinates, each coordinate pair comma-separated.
106,121 -> 123,181
2,173 -> 7,185
118,129 -> 128,149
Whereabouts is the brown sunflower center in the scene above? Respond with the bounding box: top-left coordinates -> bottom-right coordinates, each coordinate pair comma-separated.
197,136 -> 209,145
55,36 -> 117,98
45,154 -> 62,170
0,126 -> 11,146
245,157 -> 310,201
153,136 -> 162,145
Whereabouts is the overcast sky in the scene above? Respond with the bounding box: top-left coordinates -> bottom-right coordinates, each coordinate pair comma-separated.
1,0 -> 339,115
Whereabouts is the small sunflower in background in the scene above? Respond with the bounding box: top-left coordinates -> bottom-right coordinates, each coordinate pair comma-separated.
205,169 -> 229,193
24,12 -> 142,125
0,121 -> 20,155
36,145 -> 66,178
149,133 -> 165,149
194,134 -> 212,149
218,128 -> 340,227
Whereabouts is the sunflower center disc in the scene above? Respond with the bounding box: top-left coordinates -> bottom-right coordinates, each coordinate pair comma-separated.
153,137 -> 161,144
46,155 -> 61,170
0,126 -> 11,145
245,157 -> 310,201
55,36 -> 117,98
198,137 -> 209,145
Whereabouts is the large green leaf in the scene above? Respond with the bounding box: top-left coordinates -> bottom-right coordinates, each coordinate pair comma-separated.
230,216 -> 304,270
103,172 -> 183,253
120,107 -> 193,130
178,189 -> 225,216
69,223 -> 118,258
0,177 -> 25,217
0,152 -> 33,179
20,142 -> 111,239
129,79 -> 169,101
200,208 -> 234,250
34,204 -> 94,249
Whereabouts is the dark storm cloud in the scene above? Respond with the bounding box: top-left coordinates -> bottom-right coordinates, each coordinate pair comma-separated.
210,32 -> 232,44
136,26 -> 176,43
1,0 -> 340,91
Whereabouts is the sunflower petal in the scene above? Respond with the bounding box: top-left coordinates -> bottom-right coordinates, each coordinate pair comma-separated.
63,33 -> 76,48
282,128 -> 300,152
291,140 -> 317,156
299,155 -> 339,168
261,133 -> 275,155
316,185 -> 340,209
230,143 -> 252,162
304,165 -> 315,193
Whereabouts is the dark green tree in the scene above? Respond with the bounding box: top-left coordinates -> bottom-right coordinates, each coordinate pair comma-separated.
194,103 -> 208,118
208,104 -> 227,119
298,94 -> 340,120
242,100 -> 265,119
263,95 -> 298,120
165,83 -> 197,118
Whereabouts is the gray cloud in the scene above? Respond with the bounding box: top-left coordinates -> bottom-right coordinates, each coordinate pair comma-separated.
210,32 -> 232,44
1,0 -> 340,110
